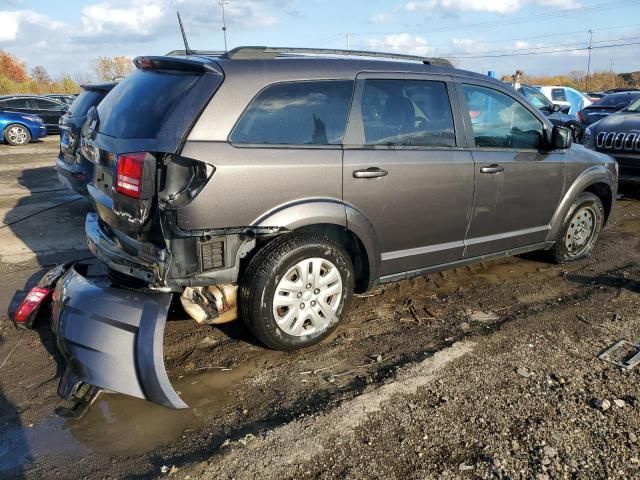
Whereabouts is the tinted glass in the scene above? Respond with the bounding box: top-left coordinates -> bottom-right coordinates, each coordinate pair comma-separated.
67,90 -> 108,117
463,84 -> 544,149
551,88 -> 566,102
97,69 -> 199,139
595,93 -> 640,107
33,98 -> 65,110
360,79 -> 455,147
519,86 -> 550,110
627,97 -> 640,112
5,98 -> 32,109
231,80 -> 354,145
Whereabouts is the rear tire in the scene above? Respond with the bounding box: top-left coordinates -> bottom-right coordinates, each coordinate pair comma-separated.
4,124 -> 31,146
550,192 -> 604,264
239,231 -> 354,351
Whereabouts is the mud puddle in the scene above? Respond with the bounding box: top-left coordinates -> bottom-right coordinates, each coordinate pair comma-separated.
0,357 -> 274,474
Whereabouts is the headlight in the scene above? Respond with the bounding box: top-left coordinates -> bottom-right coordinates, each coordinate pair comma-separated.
582,126 -> 595,150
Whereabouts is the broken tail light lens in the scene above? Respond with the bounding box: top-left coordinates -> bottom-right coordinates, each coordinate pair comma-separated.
14,287 -> 52,327
116,152 -> 147,199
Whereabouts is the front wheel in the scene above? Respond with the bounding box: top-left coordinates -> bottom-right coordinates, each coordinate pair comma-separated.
4,124 -> 31,146
550,192 -> 604,263
239,231 -> 354,351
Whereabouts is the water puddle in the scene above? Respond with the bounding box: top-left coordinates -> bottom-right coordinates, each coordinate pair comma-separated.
474,260 -> 547,284
0,359 -> 269,475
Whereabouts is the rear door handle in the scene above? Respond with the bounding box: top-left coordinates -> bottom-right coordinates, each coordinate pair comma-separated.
480,164 -> 504,174
353,167 -> 388,179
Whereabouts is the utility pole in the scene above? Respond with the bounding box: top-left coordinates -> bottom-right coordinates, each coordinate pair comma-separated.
219,0 -> 229,52
609,59 -> 614,74
345,33 -> 351,51
586,29 -> 595,91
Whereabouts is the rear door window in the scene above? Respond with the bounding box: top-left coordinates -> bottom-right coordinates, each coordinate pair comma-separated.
33,98 -> 66,111
360,79 -> 455,147
4,98 -> 32,109
97,69 -> 200,139
230,80 -> 354,145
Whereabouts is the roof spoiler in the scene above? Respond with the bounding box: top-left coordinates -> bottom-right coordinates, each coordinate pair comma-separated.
133,56 -> 219,73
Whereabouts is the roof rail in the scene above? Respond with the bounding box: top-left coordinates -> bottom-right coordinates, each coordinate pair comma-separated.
166,49 -> 226,57
219,46 -> 453,67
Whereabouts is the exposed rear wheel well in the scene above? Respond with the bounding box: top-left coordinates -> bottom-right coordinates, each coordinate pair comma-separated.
296,224 -> 370,293
584,182 -> 613,222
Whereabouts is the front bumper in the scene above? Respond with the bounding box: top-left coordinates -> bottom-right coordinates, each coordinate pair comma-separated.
51,263 -> 187,409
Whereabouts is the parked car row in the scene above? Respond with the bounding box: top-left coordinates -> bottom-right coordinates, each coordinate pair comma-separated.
0,95 -> 71,135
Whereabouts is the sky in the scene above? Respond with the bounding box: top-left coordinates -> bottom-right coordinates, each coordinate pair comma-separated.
0,0 -> 638,81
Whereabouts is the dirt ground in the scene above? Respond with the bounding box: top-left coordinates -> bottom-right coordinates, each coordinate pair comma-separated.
1,137 -> 639,479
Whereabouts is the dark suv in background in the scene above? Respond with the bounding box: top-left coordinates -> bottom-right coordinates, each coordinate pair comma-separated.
57,82 -> 116,195
43,47 -> 616,410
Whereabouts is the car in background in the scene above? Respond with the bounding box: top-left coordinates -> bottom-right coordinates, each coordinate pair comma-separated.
0,110 -> 47,146
587,92 -> 606,102
0,95 -> 67,133
582,95 -> 640,183
45,94 -> 78,106
517,85 -> 582,141
536,85 -> 593,115
577,91 -> 640,127
57,82 -> 116,196
603,87 -> 640,94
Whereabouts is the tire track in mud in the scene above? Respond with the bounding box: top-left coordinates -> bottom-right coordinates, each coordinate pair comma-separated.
124,260 -> 635,479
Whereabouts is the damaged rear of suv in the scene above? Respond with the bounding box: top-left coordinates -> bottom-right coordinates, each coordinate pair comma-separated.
40,47 -> 616,410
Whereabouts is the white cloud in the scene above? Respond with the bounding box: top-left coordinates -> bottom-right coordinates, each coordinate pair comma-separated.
405,0 -> 579,14
369,13 -> 394,24
368,33 -> 433,56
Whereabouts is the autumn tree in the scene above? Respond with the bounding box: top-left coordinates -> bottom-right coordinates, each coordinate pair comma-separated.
0,50 -> 30,83
93,56 -> 134,81
31,65 -> 52,84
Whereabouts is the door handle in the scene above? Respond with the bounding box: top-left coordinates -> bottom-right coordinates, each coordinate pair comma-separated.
480,164 -> 504,174
353,167 -> 388,179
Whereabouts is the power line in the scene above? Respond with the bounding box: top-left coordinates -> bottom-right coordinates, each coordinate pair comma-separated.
438,41 -> 640,59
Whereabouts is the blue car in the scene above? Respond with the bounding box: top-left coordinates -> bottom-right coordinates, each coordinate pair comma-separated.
0,110 -> 47,146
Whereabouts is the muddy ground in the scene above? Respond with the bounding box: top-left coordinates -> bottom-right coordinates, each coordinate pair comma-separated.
0,137 -> 639,479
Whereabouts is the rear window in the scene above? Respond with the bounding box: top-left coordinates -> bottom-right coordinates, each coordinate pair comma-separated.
97,69 -> 199,139
594,93 -> 640,107
68,90 -> 108,117
230,80 -> 354,145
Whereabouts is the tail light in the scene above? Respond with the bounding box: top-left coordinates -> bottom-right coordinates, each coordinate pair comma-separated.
14,287 -> 52,328
577,111 -> 585,123
116,152 -> 147,199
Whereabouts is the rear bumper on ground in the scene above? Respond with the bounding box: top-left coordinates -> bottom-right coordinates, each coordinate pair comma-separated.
51,263 -> 187,409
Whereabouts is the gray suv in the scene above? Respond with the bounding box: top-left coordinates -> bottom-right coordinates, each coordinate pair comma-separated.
50,47 -> 617,409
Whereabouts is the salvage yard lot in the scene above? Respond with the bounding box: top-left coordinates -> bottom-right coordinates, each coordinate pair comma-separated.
1,138 -> 640,479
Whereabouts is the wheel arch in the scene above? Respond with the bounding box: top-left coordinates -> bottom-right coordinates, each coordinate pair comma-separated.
254,200 -> 381,293
548,166 -> 616,241
3,122 -> 34,141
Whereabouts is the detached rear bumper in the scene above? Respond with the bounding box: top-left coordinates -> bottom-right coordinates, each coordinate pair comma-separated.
56,154 -> 92,196
51,263 -> 187,409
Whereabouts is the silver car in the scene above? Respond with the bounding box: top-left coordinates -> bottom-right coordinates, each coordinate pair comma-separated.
49,47 -> 617,409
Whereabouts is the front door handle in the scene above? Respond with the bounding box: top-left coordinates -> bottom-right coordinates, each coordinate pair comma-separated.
353,167 -> 388,179
480,164 -> 504,174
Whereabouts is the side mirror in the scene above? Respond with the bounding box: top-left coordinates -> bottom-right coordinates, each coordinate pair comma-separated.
552,104 -> 561,112
551,126 -> 572,149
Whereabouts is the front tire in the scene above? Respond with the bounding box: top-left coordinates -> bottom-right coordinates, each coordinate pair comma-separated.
4,124 -> 31,146
550,192 -> 604,263
239,231 -> 354,351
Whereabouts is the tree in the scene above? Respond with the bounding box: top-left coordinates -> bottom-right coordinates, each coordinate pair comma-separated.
0,50 -> 30,83
31,65 -> 52,84
93,56 -> 134,81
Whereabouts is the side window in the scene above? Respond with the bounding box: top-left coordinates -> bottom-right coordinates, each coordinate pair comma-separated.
551,88 -> 567,102
230,80 -> 354,145
5,98 -> 32,109
462,84 -> 544,150
519,87 -> 549,110
33,98 -> 64,110
360,79 -> 455,147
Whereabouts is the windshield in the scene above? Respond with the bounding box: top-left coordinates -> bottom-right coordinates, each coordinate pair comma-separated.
625,97 -> 640,112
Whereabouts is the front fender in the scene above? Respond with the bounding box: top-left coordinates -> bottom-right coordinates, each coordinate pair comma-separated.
254,199 -> 381,290
547,165 -> 616,242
